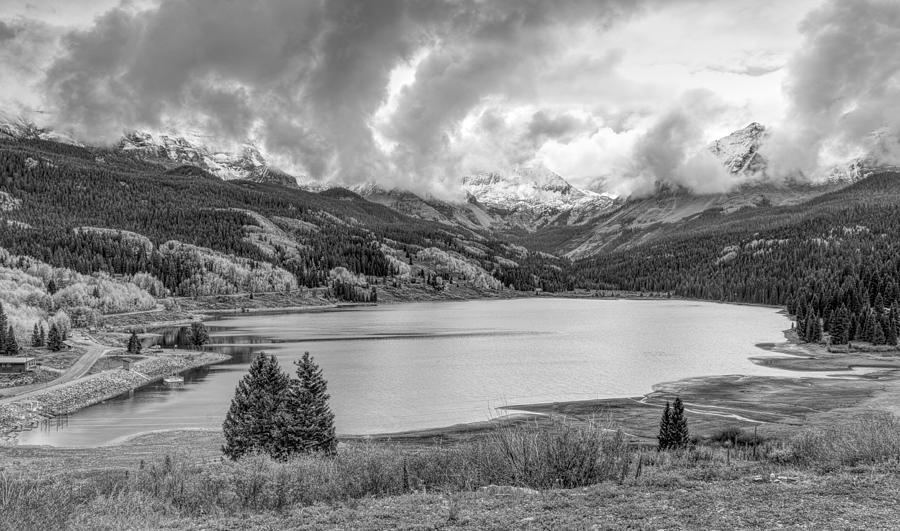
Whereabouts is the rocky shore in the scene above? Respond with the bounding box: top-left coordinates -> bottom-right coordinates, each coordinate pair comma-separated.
0,350 -> 228,441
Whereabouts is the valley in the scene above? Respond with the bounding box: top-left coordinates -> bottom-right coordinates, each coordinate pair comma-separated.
1,116 -> 900,530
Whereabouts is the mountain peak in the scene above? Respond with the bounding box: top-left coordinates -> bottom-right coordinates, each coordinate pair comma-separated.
118,130 -> 298,187
708,122 -> 767,174
0,111 -> 83,146
462,164 -> 614,217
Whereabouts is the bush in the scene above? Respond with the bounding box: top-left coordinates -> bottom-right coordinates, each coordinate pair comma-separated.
0,421 -> 636,522
476,418 -> 630,489
709,426 -> 744,446
788,412 -> 900,468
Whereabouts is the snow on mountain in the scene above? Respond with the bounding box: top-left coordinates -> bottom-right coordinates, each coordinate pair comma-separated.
706,122 -> 899,184
707,122 -> 766,174
0,112 -> 83,146
118,131 -> 298,187
339,165 -> 617,232
462,163 -> 616,216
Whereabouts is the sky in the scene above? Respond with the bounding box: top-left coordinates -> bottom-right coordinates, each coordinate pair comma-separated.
1,0 -> 899,197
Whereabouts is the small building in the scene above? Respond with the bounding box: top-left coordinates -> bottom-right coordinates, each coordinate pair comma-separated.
0,357 -> 36,373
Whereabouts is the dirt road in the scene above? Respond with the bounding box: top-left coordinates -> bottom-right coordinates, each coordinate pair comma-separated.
0,333 -> 115,402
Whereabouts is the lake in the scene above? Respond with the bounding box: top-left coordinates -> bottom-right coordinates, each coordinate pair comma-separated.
17,298 -> 806,447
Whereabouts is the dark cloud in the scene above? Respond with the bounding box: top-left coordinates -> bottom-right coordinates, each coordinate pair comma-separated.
40,0 -> 657,186
0,20 -> 19,41
527,110 -> 594,144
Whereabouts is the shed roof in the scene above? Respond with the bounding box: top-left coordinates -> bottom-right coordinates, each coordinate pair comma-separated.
0,357 -> 36,363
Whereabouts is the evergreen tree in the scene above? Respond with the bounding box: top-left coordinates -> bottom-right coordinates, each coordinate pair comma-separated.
47,279 -> 58,295
39,324 -> 46,347
831,306 -> 850,345
5,326 -> 19,356
863,311 -> 876,342
188,322 -> 210,349
886,317 -> 899,346
31,323 -> 42,348
47,323 -> 64,352
127,331 -> 142,354
873,321 -> 886,345
670,397 -> 690,448
657,401 -> 672,450
805,312 -> 822,343
222,352 -> 291,460
0,303 -> 7,353
279,351 -> 337,456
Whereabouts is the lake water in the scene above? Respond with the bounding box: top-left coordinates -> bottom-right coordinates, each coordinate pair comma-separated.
17,299 -> 807,447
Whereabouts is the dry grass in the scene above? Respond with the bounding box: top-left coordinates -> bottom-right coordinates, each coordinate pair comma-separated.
787,412 -> 900,469
3,415 -> 900,529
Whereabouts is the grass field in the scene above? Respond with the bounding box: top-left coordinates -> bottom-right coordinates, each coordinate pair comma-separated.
3,413 -> 900,530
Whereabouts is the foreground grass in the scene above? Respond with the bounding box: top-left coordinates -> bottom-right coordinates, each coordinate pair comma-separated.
3,415 -> 900,529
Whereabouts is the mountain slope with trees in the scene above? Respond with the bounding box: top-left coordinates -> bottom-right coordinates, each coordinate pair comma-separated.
570,172 -> 900,346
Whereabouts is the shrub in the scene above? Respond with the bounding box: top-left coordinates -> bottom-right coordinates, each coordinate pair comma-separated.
788,412 -> 900,468
709,426 -> 743,446
477,418 -> 630,489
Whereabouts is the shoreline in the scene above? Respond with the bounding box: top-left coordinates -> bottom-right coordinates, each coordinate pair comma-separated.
0,349 -> 230,442
101,286 -> 697,331
12,295 -> 900,448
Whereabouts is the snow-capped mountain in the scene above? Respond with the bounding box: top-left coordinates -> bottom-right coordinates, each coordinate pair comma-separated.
463,163 -> 616,216
0,112 -> 83,146
118,131 -> 298,187
706,122 -> 898,184
707,122 -> 766,174
344,164 -> 617,232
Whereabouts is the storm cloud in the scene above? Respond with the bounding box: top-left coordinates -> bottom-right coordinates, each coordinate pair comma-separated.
37,0 -> 654,190
5,0 -> 897,196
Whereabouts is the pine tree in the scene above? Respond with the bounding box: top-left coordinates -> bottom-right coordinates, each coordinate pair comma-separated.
805,312 -> 821,343
39,324 -> 46,347
47,279 -> 57,295
0,303 -> 7,353
31,323 -> 42,348
873,321 -> 886,345
831,306 -> 850,345
189,322 -> 210,349
657,401 -> 672,450
863,311 -> 876,342
127,331 -> 142,354
222,352 -> 291,460
279,351 -> 337,456
670,397 -> 690,448
886,317 -> 899,347
5,326 -> 19,356
47,323 -> 63,352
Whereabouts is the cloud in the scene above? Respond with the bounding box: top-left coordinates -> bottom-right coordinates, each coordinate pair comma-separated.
36,0 -> 657,189
0,20 -> 18,41
0,18 -> 62,113
18,0 -> 891,198
765,0 -> 900,178
617,90 -> 742,196
703,53 -> 785,77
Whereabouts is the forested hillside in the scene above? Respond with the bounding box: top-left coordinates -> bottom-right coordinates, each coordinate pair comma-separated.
0,137 -> 578,342
0,138 -> 540,296
571,172 -> 900,345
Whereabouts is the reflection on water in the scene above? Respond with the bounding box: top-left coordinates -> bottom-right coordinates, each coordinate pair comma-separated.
17,299 -> 804,447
